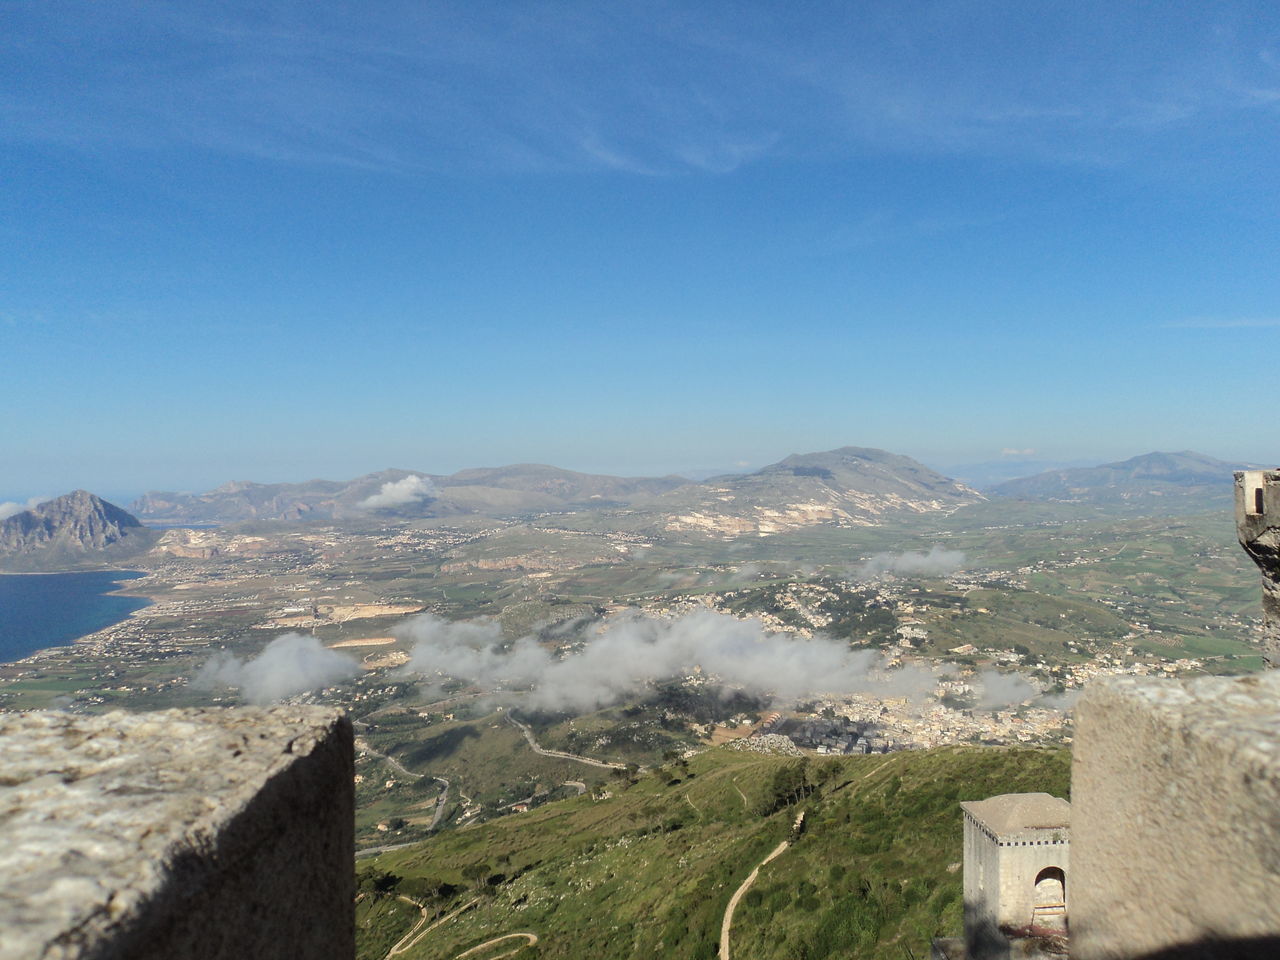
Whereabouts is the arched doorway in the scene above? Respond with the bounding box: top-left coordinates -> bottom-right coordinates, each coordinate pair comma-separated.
1032,866 -> 1067,931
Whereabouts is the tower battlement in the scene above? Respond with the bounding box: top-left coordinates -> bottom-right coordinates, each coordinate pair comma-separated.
960,793 -> 1070,960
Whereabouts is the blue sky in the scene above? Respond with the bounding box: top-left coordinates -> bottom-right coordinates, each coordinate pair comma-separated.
3,1 -> 1279,499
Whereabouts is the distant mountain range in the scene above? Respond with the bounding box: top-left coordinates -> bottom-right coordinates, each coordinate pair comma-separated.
130,465 -> 687,525
129,446 -> 981,534
7,449 -> 1258,560
940,458 -> 1102,489
987,451 -> 1258,506
0,491 -> 156,568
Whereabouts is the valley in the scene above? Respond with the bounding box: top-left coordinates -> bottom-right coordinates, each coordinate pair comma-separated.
0,445 -> 1266,958
353,744 -> 1072,960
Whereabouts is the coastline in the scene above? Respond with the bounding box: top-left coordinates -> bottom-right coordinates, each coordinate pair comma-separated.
0,567 -> 159,602
0,570 -> 157,666
0,567 -> 147,576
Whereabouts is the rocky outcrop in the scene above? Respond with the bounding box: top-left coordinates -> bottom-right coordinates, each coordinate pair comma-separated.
0,490 -> 147,557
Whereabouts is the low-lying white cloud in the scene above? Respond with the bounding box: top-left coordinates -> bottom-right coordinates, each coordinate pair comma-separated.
855,545 -> 966,579
193,633 -> 360,704
0,496 -> 46,520
1034,687 -> 1082,711
395,609 -> 946,714
974,669 -> 1039,708
360,475 -> 436,510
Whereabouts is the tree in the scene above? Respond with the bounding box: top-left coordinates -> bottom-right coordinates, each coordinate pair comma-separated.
461,862 -> 491,888
756,760 -> 816,815
357,869 -> 401,895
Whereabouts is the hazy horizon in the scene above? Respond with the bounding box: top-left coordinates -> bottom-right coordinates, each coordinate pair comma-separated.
2,444 -> 1268,512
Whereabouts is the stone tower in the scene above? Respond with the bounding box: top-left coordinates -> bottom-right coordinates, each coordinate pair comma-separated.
961,793 -> 1070,960
1235,469 -> 1280,667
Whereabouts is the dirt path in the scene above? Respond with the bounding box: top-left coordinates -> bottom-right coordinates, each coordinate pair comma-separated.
685,792 -> 703,818
719,841 -> 789,960
503,710 -> 628,771
719,813 -> 804,960
385,897 -> 479,959
454,932 -> 538,959
384,897 -> 428,959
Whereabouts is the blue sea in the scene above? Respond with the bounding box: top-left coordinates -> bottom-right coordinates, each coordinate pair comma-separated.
0,571 -> 150,663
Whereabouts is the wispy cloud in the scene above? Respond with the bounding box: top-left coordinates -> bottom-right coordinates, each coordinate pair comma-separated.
0,496 -> 46,521
1168,318 -> 1280,329
853,546 -> 967,580
4,3 -> 1277,177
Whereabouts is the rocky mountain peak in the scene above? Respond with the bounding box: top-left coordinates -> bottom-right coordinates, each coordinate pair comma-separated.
0,490 -> 146,556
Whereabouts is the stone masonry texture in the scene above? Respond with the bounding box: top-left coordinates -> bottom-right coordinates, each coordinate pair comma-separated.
1236,470 -> 1280,666
1071,673 -> 1280,960
0,707 -> 354,960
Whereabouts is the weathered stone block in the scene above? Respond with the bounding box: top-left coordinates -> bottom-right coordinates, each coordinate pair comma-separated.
0,707 -> 354,960
1071,673 -> 1280,960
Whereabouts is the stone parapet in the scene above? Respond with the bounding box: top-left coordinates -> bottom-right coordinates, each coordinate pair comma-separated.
0,707 -> 354,960
1070,673 -> 1280,960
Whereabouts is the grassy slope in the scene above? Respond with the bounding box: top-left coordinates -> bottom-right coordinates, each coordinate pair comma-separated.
358,744 -> 1070,960
356,711 -> 616,847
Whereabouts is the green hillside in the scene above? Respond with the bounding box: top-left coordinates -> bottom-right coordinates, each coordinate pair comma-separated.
357,743 -> 1069,960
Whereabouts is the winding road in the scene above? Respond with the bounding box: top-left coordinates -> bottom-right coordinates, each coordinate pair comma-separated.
502,710 -> 629,771
356,841 -> 421,859
379,897 -> 535,960
357,736 -> 451,829
357,737 -> 425,780
384,897 -> 479,959
428,779 -> 451,829
455,932 -> 538,959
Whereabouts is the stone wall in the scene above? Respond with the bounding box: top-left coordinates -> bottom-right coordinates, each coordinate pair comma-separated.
0,707 -> 354,960
1070,672 -> 1280,960
1235,469 -> 1280,666
989,837 -> 1068,934
963,811 -> 1004,959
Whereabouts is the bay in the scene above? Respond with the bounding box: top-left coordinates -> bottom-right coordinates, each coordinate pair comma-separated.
0,571 -> 150,663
